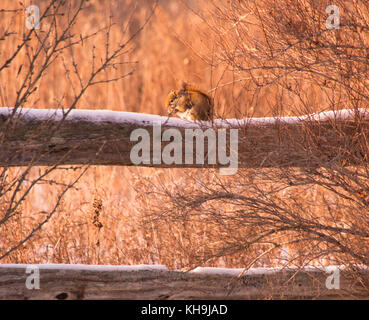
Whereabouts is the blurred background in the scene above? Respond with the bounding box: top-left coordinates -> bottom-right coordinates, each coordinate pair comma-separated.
0,0 -> 368,271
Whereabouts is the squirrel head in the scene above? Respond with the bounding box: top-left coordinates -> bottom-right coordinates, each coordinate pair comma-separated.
165,90 -> 179,115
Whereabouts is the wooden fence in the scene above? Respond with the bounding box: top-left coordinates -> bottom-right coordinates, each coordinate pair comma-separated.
1,108 -> 369,300
0,264 -> 368,300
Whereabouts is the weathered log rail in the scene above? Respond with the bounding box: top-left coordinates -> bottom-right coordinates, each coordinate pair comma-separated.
0,108 -> 368,168
0,264 -> 367,300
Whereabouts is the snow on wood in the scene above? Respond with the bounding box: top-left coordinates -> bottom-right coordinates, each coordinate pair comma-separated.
0,263 -> 367,299
0,263 -> 168,272
189,265 -> 349,276
0,107 -> 368,168
0,107 -> 368,128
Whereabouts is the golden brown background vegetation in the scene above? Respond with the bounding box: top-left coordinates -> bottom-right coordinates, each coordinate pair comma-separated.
0,0 -> 368,273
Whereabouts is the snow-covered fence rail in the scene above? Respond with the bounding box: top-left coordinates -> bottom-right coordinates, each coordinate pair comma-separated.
0,264 -> 367,300
0,108 -> 368,168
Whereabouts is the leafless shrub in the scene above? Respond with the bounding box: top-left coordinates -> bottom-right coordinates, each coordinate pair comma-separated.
205,0 -> 369,115
134,1 -> 369,294
0,0 -> 156,261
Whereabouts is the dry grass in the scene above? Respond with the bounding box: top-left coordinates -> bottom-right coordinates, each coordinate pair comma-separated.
0,0 -> 368,284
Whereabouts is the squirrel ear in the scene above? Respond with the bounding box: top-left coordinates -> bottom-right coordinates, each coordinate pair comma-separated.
180,81 -> 188,91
